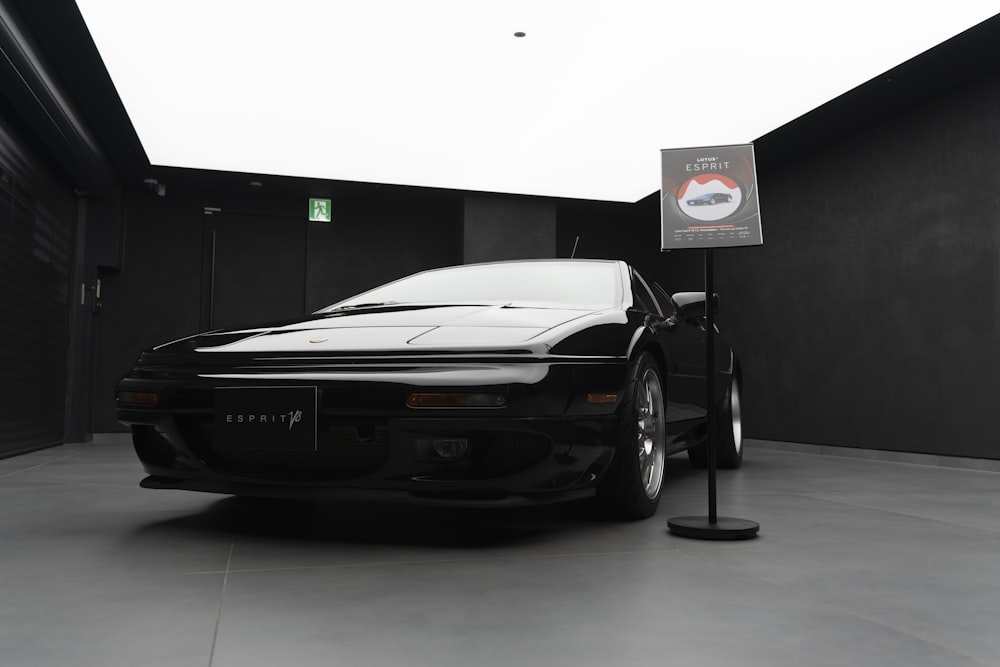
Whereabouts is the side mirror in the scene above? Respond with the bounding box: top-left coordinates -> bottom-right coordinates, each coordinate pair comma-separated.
671,291 -> 719,320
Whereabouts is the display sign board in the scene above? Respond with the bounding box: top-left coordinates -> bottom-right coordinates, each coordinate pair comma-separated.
660,144 -> 763,250
309,198 -> 332,222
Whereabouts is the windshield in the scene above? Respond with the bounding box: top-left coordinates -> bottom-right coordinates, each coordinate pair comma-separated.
320,261 -> 623,311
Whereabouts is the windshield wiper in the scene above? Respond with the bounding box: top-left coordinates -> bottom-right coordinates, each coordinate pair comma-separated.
323,301 -> 400,313
321,300 -> 502,315
339,301 -> 399,309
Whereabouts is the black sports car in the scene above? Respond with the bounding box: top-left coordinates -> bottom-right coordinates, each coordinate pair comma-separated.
116,259 -> 743,519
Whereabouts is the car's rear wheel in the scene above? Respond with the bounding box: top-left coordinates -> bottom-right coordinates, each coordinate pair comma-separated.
599,353 -> 666,519
687,373 -> 743,469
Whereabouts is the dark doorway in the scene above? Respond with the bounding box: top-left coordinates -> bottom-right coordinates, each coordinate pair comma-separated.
202,211 -> 307,330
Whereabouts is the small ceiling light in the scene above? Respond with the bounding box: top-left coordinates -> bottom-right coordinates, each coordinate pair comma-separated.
514,31 -> 526,38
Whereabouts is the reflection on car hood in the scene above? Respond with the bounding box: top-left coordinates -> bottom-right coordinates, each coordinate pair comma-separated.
168,304 -> 610,353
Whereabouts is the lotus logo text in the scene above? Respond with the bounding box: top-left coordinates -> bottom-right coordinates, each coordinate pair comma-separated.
226,410 -> 304,430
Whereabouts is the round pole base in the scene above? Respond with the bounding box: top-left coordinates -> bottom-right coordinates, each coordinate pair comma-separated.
667,516 -> 760,540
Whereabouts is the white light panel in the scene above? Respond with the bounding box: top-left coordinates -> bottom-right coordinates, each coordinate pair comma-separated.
76,1 -> 998,202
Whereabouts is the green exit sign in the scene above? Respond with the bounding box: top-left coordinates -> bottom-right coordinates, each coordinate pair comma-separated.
308,198 -> 332,222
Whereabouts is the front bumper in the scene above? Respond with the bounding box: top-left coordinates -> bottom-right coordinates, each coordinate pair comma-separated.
122,412 -> 619,504
117,357 -> 630,505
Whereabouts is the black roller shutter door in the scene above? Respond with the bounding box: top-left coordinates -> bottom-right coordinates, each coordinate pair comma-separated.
0,116 -> 76,457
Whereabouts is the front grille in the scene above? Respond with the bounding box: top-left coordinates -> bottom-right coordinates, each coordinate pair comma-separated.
172,415 -> 553,482
482,432 -> 552,476
174,416 -> 390,480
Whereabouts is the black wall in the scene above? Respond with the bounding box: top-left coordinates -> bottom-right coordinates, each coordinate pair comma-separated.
93,193 -> 201,433
715,70 -> 1000,459
464,196 -> 557,263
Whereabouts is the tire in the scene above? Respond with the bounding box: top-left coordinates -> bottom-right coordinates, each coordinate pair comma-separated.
717,374 -> 743,468
598,353 -> 666,519
687,373 -> 743,469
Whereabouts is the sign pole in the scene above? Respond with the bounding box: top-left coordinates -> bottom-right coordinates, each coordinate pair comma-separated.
705,248 -> 718,525
666,248 -> 759,540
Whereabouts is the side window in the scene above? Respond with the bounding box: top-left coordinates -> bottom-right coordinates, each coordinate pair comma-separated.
650,282 -> 676,317
631,272 -> 662,316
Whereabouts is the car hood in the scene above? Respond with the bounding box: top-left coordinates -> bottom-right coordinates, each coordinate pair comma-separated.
155,304 -> 615,354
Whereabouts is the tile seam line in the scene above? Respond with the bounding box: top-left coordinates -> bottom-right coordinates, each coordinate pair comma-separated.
750,444 -> 1000,475
206,548 -> 692,576
0,548 -> 690,581
0,453 -> 85,478
772,577 -> 997,667
696,547 -> 998,667
207,539 -> 234,667
786,492 -> 1000,538
836,607 -> 995,667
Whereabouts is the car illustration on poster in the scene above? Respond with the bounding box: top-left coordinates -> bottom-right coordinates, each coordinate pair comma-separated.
116,259 -> 744,519
686,193 -> 733,206
678,175 -> 742,223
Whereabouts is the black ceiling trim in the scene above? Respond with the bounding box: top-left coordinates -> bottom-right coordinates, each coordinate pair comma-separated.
0,1 -> 114,195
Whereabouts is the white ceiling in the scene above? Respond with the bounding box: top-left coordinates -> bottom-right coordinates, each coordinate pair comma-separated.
75,1 -> 998,202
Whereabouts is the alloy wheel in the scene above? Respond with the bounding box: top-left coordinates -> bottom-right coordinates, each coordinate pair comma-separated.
636,367 -> 665,499
731,377 -> 743,455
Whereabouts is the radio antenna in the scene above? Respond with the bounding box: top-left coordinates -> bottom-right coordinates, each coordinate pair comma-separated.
570,236 -> 580,258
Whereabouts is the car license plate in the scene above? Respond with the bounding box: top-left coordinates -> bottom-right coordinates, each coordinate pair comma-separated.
213,386 -> 317,452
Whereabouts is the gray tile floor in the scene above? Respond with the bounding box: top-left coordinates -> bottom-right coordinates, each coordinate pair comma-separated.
2,437 -> 999,667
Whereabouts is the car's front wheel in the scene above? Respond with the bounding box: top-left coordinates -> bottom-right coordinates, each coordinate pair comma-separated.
598,353 -> 666,519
